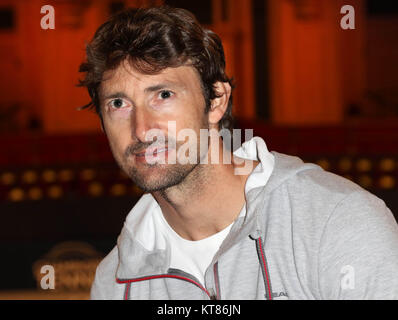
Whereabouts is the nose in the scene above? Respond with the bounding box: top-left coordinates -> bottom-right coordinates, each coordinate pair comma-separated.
132,107 -> 159,144
132,107 -> 149,142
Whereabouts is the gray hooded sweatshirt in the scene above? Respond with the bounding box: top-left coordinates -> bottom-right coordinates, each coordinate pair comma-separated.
91,150 -> 398,300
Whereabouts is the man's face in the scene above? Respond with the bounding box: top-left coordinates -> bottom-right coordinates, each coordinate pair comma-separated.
99,60 -> 210,192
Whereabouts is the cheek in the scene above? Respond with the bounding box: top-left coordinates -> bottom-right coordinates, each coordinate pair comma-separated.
178,97 -> 207,129
107,108 -> 132,122
104,123 -> 130,158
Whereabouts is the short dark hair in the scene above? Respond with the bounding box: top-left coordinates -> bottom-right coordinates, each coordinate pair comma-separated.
78,6 -> 234,131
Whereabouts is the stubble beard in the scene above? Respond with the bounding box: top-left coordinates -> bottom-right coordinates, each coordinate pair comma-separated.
125,159 -> 201,193
120,120 -> 210,194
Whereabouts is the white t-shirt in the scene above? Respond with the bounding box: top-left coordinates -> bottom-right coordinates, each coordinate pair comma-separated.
153,137 -> 275,285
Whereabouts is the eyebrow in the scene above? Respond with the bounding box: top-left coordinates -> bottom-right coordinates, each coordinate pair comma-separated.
144,83 -> 179,93
101,91 -> 130,101
101,82 -> 182,101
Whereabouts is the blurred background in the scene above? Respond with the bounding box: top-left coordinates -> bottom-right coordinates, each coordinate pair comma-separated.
0,0 -> 397,299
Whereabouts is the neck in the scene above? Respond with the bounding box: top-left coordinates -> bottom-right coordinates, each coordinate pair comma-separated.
152,138 -> 258,241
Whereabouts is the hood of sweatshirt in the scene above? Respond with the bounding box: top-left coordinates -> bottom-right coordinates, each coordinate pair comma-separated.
115,137 -> 319,281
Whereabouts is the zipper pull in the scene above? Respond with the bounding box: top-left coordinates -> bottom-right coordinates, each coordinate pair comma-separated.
208,288 -> 217,300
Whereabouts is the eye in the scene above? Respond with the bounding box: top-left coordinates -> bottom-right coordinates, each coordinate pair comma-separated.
109,98 -> 128,109
158,90 -> 173,100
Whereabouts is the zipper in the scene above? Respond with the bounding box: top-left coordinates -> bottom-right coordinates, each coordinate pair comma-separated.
255,237 -> 273,300
213,262 -> 221,300
123,282 -> 131,300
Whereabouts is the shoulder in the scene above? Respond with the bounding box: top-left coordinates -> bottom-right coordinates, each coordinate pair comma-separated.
317,185 -> 398,299
273,152 -> 364,213
320,187 -> 397,244
269,152 -> 395,235
91,245 -> 119,299
284,156 -> 393,221
96,245 -> 119,276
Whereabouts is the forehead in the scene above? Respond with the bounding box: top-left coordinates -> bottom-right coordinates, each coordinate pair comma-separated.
99,60 -> 202,98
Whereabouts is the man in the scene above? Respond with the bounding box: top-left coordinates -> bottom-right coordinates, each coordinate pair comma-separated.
79,6 -> 398,300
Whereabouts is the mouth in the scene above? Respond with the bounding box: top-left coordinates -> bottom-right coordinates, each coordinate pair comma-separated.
133,146 -> 170,163
134,147 -> 168,156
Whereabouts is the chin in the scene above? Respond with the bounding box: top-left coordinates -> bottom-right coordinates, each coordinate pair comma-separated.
125,162 -> 199,193
132,176 -> 182,193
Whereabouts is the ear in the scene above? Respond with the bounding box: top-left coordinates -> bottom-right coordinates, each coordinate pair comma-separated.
207,82 -> 231,130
